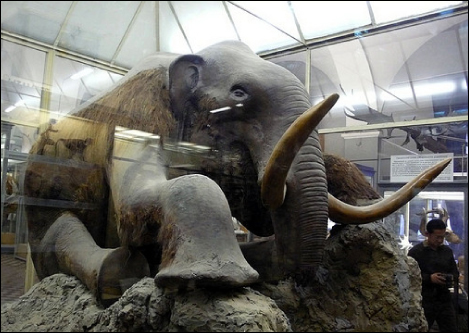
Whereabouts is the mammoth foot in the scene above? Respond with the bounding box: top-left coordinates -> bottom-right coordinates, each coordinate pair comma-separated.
98,247 -> 150,307
142,175 -> 260,291
155,260 -> 259,291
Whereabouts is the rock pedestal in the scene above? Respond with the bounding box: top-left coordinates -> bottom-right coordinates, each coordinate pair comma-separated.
1,222 -> 427,332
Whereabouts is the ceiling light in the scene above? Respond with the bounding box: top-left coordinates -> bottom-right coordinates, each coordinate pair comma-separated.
5,105 -> 16,113
414,81 -> 456,96
4,100 -> 26,113
70,68 -> 93,80
381,80 -> 457,101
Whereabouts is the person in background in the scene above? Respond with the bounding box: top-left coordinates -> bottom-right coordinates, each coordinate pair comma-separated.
408,218 -> 459,332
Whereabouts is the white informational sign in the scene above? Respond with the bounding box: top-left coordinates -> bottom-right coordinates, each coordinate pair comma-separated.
390,153 -> 453,183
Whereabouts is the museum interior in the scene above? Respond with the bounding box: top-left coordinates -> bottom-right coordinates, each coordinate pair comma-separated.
1,1 -> 468,332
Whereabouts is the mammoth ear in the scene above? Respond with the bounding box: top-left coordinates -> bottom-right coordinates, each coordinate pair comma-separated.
169,54 -> 205,120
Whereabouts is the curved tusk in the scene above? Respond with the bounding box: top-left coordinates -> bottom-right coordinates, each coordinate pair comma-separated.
328,157 -> 452,224
261,93 -> 339,210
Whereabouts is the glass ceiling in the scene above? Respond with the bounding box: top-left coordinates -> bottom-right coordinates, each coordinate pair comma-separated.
1,1 -> 466,69
1,1 -> 467,152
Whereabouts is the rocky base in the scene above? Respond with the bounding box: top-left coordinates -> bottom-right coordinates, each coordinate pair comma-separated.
1,222 -> 428,332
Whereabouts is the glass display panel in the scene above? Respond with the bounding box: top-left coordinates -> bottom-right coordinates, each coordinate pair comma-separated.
1,40 -> 45,127
1,123 -> 31,259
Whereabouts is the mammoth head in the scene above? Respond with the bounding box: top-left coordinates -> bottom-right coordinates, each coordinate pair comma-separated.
168,41 -> 309,148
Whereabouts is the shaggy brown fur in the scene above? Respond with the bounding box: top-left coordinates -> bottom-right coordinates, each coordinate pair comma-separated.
324,153 -> 381,205
74,68 -> 176,138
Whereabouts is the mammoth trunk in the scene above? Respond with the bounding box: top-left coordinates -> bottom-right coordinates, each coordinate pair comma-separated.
258,94 -> 337,281
273,138 -> 329,279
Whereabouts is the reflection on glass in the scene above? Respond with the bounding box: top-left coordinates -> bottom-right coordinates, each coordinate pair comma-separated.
50,56 -> 124,117
1,123 -> 29,259
384,190 -> 465,260
1,40 -> 45,126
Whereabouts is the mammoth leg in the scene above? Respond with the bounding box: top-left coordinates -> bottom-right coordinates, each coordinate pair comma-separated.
114,142 -> 258,290
38,212 -> 150,306
151,174 -> 259,290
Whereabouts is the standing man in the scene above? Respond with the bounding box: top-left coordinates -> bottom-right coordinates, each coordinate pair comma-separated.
409,218 -> 460,332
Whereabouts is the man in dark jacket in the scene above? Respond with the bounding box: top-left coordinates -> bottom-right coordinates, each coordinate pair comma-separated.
408,218 -> 460,332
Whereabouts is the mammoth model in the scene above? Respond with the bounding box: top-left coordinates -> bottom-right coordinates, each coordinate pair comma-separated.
24,40 -> 450,306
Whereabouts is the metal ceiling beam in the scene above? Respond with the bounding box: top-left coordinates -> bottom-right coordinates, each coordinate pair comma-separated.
261,6 -> 468,60
168,1 -> 192,53
155,1 -> 160,52
287,1 -> 305,44
111,1 -> 146,64
1,30 -> 128,74
227,1 -> 304,46
222,1 -> 241,41
53,1 -> 77,47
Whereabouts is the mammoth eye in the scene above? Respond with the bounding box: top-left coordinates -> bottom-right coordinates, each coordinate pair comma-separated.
230,85 -> 249,101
